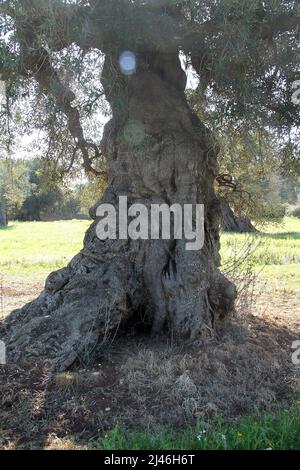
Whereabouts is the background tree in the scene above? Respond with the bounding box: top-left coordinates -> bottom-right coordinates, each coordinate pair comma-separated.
216,130 -> 287,231
0,0 -> 299,371
0,157 -> 31,225
187,85 -> 299,231
17,158 -> 81,221
75,174 -> 107,217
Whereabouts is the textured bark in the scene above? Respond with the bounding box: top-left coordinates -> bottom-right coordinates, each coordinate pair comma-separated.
1,53 -> 236,371
0,202 -> 7,227
220,198 -> 257,233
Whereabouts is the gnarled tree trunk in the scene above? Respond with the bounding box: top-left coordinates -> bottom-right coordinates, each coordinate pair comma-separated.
0,201 -> 7,227
220,198 -> 258,233
1,53 -> 236,371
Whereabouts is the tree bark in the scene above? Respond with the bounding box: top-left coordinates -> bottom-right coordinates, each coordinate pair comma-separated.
220,198 -> 258,233
1,53 -> 236,371
0,201 -> 7,227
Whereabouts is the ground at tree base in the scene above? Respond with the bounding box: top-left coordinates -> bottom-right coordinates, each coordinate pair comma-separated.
0,282 -> 299,450
0,219 -> 299,449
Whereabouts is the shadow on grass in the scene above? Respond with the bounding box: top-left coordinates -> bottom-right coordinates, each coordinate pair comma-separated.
258,232 -> 300,240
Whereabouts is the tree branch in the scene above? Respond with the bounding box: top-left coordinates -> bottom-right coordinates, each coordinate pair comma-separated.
21,43 -> 105,176
258,14 -> 300,40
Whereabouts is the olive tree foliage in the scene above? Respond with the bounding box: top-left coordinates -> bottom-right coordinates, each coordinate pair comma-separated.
215,130 -> 287,223
0,0 -> 299,370
0,158 -> 31,225
0,4 -> 108,179
0,1 -> 299,222
0,1 -> 299,173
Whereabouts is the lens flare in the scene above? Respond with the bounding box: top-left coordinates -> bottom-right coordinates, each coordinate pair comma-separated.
119,51 -> 136,76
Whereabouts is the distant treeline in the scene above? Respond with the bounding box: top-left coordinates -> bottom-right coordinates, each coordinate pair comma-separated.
0,157 -> 105,224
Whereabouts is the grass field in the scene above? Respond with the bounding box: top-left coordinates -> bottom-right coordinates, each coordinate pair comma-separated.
0,219 -> 90,276
89,408 -> 300,450
1,216 -> 300,279
0,217 -> 299,309
220,217 -> 300,290
0,217 -> 299,450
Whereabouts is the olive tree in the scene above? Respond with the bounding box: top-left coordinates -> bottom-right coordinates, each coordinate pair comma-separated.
0,0 -> 299,370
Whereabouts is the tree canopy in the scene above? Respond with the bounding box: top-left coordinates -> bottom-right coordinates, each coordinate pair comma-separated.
0,0 -> 299,179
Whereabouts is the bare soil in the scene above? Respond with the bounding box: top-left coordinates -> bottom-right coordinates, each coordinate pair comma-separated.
0,277 -> 43,320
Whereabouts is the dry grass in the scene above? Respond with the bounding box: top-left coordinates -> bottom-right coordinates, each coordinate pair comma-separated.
0,218 -> 299,449
0,306 -> 298,449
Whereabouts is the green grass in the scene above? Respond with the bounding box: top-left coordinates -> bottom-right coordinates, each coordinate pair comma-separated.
0,216 -> 299,299
88,407 -> 300,450
221,217 -> 300,266
0,220 -> 90,275
0,217 -> 299,290
220,217 -> 300,289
